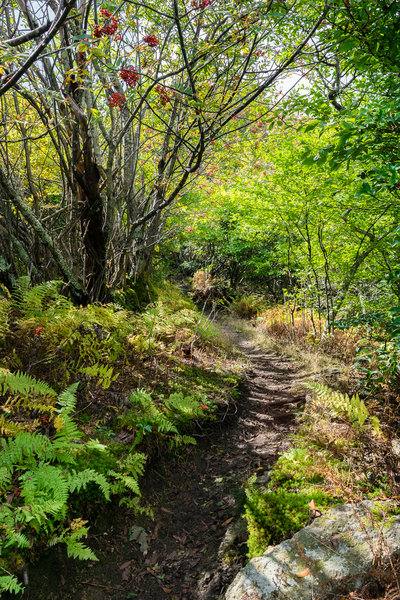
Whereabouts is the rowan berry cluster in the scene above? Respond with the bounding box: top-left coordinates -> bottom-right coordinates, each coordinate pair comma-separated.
155,85 -> 171,106
94,9 -> 119,38
119,67 -> 139,87
108,91 -> 126,108
143,34 -> 160,47
191,0 -> 211,9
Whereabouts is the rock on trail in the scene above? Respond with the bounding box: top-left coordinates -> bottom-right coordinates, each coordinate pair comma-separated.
225,501 -> 400,600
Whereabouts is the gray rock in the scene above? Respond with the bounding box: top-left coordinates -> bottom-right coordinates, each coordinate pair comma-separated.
218,516 -> 248,561
391,437 -> 400,458
225,501 -> 400,600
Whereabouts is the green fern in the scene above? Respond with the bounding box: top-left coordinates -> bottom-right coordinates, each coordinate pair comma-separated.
51,520 -> 98,561
304,382 -> 380,435
165,391 -> 204,418
0,382 -> 115,591
171,434 -> 196,446
67,469 -> 110,500
117,450 -> 147,480
0,297 -> 9,344
65,538 -> 98,561
52,383 -> 82,458
79,363 -> 118,390
0,432 -> 55,469
0,574 -> 24,595
0,368 -> 56,399
122,389 -> 179,444
109,472 -> 141,496
13,278 -> 64,319
0,370 -> 57,436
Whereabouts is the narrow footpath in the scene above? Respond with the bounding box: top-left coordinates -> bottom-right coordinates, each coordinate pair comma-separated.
23,323 -> 304,600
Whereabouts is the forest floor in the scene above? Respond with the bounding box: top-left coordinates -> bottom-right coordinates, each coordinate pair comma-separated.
20,318 -> 307,600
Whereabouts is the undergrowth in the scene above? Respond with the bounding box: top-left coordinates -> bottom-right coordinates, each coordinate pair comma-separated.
245,383 -> 397,558
0,278 -> 241,593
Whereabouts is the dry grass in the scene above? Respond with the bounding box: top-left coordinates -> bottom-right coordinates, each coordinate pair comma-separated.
258,305 -> 361,364
340,562 -> 400,600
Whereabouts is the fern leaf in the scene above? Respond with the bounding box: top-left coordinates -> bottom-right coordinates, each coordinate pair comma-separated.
56,383 -> 79,414
0,416 -> 26,437
109,472 -> 141,495
65,539 -> 98,561
13,278 -> 64,318
117,451 -> 146,478
3,531 -> 30,550
67,469 -> 110,501
0,574 -> 24,594
0,369 -> 56,399
166,392 -> 203,416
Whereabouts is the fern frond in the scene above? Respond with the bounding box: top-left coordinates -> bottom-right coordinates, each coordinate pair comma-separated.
0,415 -> 26,437
0,297 -> 10,343
304,382 -> 380,434
79,363 -> 118,390
117,451 -> 146,479
172,434 -> 196,446
0,433 -> 55,469
52,415 -> 81,451
67,469 -> 110,500
109,472 -> 141,496
65,539 -> 98,561
127,389 -> 178,435
13,278 -> 64,318
0,574 -> 24,594
52,384 -> 81,451
56,383 -> 79,414
3,531 -> 30,550
165,392 -> 203,417
0,466 -> 11,488
0,369 -> 56,399
20,464 -> 69,521
3,397 -> 56,415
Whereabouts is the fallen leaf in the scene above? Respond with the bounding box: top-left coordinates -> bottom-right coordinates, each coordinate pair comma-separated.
160,507 -> 172,514
149,520 -> 162,541
119,560 -> 134,570
296,568 -> 310,578
309,499 -> 317,511
162,587 -> 172,593
222,517 -> 234,527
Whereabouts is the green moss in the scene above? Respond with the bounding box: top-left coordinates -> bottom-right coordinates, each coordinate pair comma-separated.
113,273 -> 157,311
245,483 -> 332,557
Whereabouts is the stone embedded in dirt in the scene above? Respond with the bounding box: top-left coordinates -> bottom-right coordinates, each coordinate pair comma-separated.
391,437 -> 400,458
218,516 -> 248,561
225,501 -> 400,600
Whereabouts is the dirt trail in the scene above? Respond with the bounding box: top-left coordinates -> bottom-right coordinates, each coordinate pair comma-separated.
22,322 -> 304,600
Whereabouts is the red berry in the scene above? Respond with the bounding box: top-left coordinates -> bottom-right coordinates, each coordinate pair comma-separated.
155,84 -> 171,106
191,0 -> 211,8
93,10 -> 118,38
108,91 -> 126,108
143,34 -> 160,47
119,67 -> 139,87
